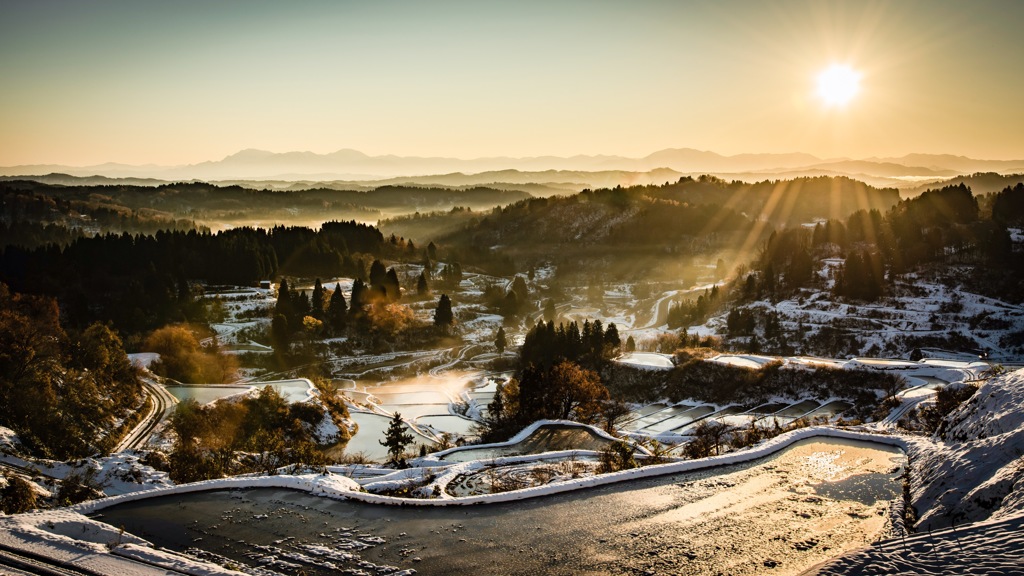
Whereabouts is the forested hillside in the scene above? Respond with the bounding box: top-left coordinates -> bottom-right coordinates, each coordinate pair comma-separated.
0,284 -> 143,459
0,180 -> 531,255
0,220 -> 391,335
383,175 -> 900,282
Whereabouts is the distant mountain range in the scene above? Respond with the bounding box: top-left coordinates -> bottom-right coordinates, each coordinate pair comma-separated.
3,148 -> 1023,189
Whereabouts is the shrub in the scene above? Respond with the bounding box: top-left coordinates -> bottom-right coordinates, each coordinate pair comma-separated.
598,440 -> 638,473
1,475 -> 38,514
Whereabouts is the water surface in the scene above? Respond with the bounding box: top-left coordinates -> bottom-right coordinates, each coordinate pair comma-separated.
97,437 -> 903,576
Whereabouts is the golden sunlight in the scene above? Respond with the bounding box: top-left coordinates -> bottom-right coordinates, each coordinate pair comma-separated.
816,64 -> 861,107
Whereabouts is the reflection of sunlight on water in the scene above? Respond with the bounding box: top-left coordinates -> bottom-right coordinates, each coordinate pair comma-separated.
355,370 -> 482,396
340,371 -> 509,443
804,450 -> 847,480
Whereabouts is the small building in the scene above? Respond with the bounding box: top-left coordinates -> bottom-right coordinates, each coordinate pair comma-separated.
259,280 -> 272,290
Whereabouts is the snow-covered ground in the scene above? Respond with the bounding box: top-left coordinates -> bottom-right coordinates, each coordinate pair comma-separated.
811,367 -> 1024,574
747,279 -> 1020,360
6,368 -> 1024,575
6,265 -> 1020,573
614,352 -> 675,370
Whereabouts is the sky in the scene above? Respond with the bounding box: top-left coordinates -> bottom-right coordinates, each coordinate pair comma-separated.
1,0 -> 1023,166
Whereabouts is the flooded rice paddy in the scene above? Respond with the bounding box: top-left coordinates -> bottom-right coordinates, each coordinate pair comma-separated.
439,424 -> 616,463
97,437 -> 903,576
166,379 -> 314,404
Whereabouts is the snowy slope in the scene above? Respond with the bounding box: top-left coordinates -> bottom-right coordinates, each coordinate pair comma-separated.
813,368 -> 1024,574
910,368 -> 1024,530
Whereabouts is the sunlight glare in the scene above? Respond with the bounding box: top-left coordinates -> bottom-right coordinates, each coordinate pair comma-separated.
816,64 -> 861,107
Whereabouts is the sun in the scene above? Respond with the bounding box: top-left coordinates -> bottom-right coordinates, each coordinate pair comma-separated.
816,64 -> 861,107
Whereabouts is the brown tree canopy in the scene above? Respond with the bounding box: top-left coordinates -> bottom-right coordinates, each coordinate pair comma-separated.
0,284 -> 143,459
146,325 -> 237,384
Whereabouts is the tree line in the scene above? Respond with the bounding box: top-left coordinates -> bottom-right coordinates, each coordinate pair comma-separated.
751,182 -> 1024,303
0,220 -> 386,337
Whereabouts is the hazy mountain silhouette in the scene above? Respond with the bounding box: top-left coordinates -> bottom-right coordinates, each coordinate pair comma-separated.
869,154 -> 1024,174
3,148 -> 1022,185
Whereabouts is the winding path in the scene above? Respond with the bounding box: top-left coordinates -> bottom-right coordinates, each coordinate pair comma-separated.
114,378 -> 178,452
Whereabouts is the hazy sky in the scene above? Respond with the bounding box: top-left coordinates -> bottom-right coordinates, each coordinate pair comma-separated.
2,0 -> 1023,166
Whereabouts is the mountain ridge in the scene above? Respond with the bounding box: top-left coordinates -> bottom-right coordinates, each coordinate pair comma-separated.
3,148 -> 1024,183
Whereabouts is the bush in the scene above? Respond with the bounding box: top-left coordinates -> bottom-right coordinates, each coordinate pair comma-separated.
1,475 -> 38,514
56,467 -> 104,505
900,384 -> 979,437
598,440 -> 638,473
146,325 -> 237,383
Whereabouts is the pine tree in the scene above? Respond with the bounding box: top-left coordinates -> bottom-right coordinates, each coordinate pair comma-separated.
625,335 -> 636,352
379,412 -> 415,467
384,268 -> 401,301
369,260 -> 387,289
488,384 -> 506,426
294,290 -> 311,318
495,326 -> 507,354
271,314 -> 290,356
500,291 -> 519,318
434,294 -> 454,328
311,278 -> 325,319
349,279 -> 367,316
604,323 -> 621,354
274,278 -> 292,317
416,272 -> 429,296
327,285 -> 347,331
544,299 -> 557,322
427,241 -> 438,261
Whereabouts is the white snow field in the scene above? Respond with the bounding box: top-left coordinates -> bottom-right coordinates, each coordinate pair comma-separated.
615,351 -> 675,369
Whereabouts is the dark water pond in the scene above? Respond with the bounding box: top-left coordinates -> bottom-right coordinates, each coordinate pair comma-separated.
96,438 -> 903,576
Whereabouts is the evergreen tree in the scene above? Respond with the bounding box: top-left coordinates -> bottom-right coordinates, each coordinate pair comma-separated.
488,383 -> 506,426
434,294 -> 455,328
544,299 -> 557,322
604,323 -> 621,353
327,285 -> 347,331
384,268 -> 401,301
427,241 -> 438,261
274,278 -> 292,318
271,314 -> 290,356
511,275 -> 529,303
625,335 -> 636,352
416,272 -> 429,296
495,326 -> 507,354
500,291 -> 519,318
349,279 -> 367,316
369,259 -> 387,288
379,412 -> 415,467
294,290 -> 311,318
311,278 -> 325,319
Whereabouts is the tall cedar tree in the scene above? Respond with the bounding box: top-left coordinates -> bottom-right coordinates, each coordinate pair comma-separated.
349,279 -> 367,317
417,272 -> 429,296
275,278 -> 292,318
544,299 -> 557,322
434,294 -> 454,328
495,326 -> 507,354
271,314 -> 290,356
311,279 -> 325,319
369,260 -> 387,288
384,268 -> 401,301
327,285 -> 347,331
